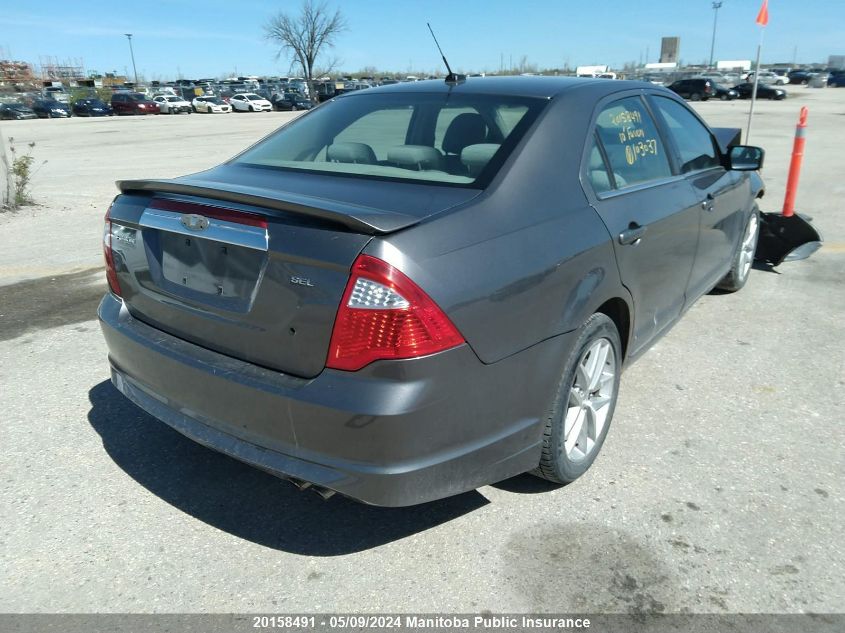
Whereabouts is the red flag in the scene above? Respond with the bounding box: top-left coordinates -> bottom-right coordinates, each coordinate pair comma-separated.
756,0 -> 769,26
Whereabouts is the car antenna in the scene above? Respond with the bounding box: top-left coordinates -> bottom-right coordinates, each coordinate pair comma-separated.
427,23 -> 466,85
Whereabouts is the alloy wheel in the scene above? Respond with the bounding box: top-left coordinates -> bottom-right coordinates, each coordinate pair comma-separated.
738,213 -> 759,281
564,338 -> 616,462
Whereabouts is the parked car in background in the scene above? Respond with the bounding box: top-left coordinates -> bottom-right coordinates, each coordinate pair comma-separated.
788,70 -> 813,85
192,96 -> 231,113
271,92 -> 313,111
72,98 -> 114,116
734,82 -> 787,100
153,95 -> 192,114
828,71 -> 845,87
750,71 -> 787,85
230,93 -> 273,112
667,78 -> 714,101
31,99 -> 71,118
0,103 -> 38,120
43,86 -> 70,103
99,77 -> 765,506
111,92 -> 160,115
712,83 -> 739,100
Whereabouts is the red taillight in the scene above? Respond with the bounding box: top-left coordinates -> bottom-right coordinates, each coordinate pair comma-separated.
326,255 -> 465,371
103,205 -> 122,296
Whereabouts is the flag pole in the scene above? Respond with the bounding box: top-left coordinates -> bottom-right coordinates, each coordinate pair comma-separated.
746,2 -> 768,142
745,28 -> 765,142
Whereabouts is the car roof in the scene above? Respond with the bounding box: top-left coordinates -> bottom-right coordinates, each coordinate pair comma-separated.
357,76 -> 663,99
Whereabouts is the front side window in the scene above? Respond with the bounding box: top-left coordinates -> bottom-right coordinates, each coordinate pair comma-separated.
234,92 -> 545,186
651,96 -> 721,173
594,96 -> 672,188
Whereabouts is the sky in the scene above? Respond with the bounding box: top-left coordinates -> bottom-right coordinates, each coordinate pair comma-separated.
1,0 -> 843,80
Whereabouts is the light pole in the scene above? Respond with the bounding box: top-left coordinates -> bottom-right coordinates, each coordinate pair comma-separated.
125,33 -> 139,86
709,2 -> 723,68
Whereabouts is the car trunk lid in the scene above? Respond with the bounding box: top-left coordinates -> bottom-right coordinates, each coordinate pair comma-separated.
108,167 -> 480,378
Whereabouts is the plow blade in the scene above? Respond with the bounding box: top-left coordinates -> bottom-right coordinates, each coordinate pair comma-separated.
755,212 -> 822,266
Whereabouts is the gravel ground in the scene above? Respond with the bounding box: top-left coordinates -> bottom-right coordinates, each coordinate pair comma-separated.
1,88 -> 843,614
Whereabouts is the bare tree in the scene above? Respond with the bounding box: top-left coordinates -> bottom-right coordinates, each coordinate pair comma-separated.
264,0 -> 347,103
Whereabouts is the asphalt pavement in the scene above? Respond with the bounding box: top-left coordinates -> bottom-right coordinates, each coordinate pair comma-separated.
1,89 -> 842,614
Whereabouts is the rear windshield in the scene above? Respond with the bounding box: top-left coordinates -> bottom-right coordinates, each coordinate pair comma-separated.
234,92 -> 546,187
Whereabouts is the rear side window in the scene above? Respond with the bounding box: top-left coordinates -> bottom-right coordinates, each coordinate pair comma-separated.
651,96 -> 721,173
594,96 -> 672,188
586,135 -> 613,193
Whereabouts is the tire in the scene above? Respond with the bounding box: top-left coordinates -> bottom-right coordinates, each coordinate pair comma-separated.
720,93 -> 728,101
532,313 -> 622,484
291,104 -> 297,111
716,207 -> 760,292
690,92 -> 702,101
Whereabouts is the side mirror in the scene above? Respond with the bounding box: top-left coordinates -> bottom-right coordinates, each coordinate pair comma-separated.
729,145 -> 765,171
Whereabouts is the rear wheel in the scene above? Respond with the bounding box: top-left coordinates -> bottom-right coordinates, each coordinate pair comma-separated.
717,207 -> 760,292
690,92 -> 702,101
532,313 -> 621,484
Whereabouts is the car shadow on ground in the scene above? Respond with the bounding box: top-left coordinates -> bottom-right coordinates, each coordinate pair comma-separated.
87,380 -> 489,556
489,473 -> 563,494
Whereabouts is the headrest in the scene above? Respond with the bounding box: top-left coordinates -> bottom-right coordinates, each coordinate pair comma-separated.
387,145 -> 445,171
327,142 -> 377,164
442,113 -> 487,155
460,143 -> 501,177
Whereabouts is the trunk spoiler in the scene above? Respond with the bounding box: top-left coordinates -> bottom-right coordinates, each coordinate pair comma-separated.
117,178 -> 421,234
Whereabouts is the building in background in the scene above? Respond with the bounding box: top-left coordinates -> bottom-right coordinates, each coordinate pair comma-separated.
717,60 -> 752,71
39,56 -> 85,84
829,55 -> 845,69
0,60 -> 35,87
660,37 -> 680,64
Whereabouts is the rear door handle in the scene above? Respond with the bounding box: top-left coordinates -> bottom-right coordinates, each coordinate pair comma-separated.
618,224 -> 647,246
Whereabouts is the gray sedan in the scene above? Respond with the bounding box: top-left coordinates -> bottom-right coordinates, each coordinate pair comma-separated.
99,77 -> 764,506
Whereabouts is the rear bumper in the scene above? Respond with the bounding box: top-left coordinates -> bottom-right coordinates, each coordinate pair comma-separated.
98,294 -> 572,506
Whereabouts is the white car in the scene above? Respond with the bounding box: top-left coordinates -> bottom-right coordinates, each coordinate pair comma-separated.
192,96 -> 231,114
153,95 -> 192,114
229,93 -> 273,112
751,71 -> 787,85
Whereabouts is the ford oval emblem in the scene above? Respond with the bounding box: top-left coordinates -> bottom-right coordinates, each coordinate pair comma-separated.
180,213 -> 210,231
